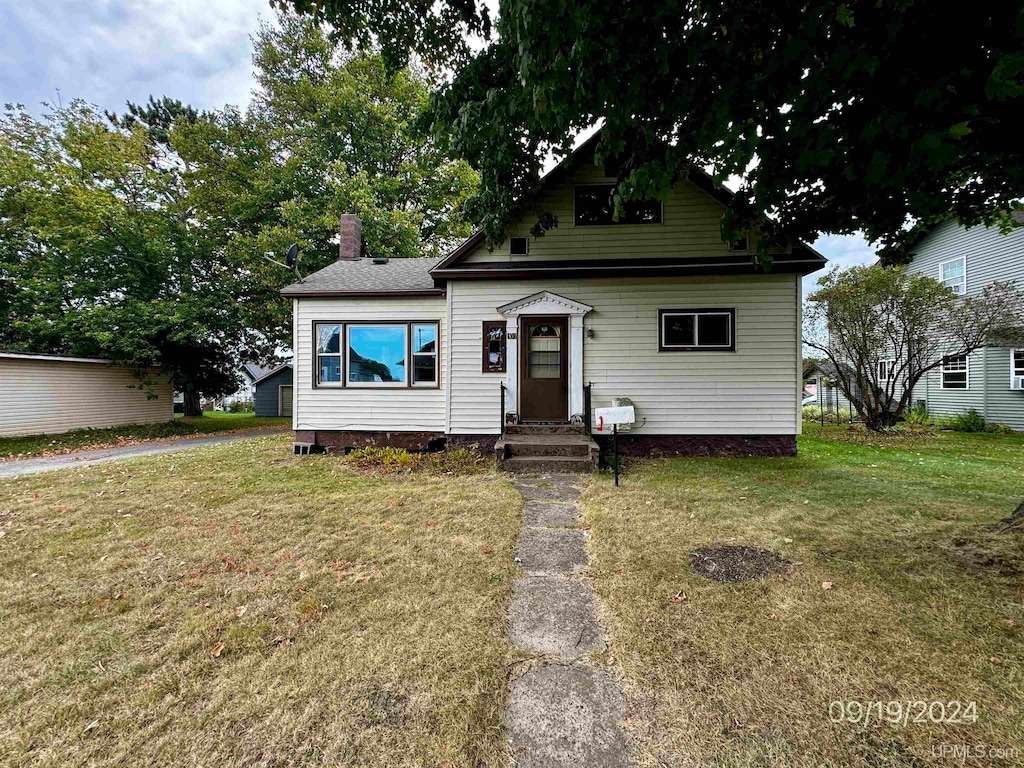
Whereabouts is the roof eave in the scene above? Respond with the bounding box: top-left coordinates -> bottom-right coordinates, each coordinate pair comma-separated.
280,288 -> 447,299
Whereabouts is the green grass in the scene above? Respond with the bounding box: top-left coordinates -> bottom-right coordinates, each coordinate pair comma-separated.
0,413 -> 289,460
583,423 -> 1024,766
0,435 -> 520,767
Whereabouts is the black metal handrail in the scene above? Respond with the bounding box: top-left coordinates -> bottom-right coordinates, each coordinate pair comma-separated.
500,382 -> 506,435
583,382 -> 593,434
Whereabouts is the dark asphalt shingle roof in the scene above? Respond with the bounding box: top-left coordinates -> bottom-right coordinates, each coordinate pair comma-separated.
280,257 -> 443,296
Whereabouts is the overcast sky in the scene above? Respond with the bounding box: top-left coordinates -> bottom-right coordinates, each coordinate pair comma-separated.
0,0 -> 876,284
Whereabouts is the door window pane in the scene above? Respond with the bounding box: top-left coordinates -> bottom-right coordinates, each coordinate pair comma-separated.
528,324 -> 561,379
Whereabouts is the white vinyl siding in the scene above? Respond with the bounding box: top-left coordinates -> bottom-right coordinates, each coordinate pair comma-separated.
459,161 -> 781,264
0,357 -> 172,437
448,274 -> 799,435
293,296 -> 446,432
907,222 -> 1024,429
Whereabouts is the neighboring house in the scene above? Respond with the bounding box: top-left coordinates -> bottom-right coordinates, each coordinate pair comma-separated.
282,134 -> 826,464
218,363 -> 274,409
904,220 -> 1024,429
804,361 -> 858,416
252,363 -> 294,417
0,352 -> 172,437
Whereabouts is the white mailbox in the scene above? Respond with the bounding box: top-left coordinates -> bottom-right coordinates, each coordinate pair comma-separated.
594,405 -> 635,430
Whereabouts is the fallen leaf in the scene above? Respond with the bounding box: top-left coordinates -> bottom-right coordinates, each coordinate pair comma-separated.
481,546 -> 493,555
783,537 -> 794,543
84,720 -> 99,733
299,570 -> 309,581
990,656 -> 1002,665
235,606 -> 247,618
821,581 -> 833,590
670,590 -> 686,603
1001,619 -> 1014,627
770,614 -> 779,621
211,642 -> 225,658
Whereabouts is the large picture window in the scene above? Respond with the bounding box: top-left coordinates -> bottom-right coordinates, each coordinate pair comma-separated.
574,184 -> 662,226
941,354 -> 969,389
314,321 -> 439,388
659,309 -> 735,352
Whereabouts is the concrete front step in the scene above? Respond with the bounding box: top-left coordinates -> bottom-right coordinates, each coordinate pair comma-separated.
504,423 -> 588,436
501,455 -> 597,474
497,434 -> 594,458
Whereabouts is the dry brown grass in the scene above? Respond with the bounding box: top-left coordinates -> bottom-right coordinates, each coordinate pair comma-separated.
582,429 -> 1024,767
0,435 -> 520,767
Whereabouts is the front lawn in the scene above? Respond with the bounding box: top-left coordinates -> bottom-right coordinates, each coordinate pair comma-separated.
0,412 -> 289,461
0,435 -> 520,767
583,424 -> 1024,766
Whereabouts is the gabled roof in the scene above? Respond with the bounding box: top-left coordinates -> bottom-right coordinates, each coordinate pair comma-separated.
281,256 -> 444,298
251,363 -> 293,386
242,362 -> 274,381
430,130 -> 826,280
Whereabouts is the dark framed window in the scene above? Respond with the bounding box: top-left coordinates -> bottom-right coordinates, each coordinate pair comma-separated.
482,320 -> 506,373
573,184 -> 662,226
729,237 -> 749,251
509,236 -> 528,256
314,321 -> 439,388
659,309 -> 735,352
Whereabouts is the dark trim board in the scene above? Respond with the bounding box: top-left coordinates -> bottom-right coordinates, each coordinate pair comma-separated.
432,253 -> 825,280
281,288 -> 445,298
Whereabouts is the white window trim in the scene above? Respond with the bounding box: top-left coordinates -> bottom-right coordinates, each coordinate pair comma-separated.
939,256 -> 966,295
1011,349 -> 1024,390
315,323 -> 343,387
941,353 -> 970,390
878,358 -> 896,381
659,309 -> 735,351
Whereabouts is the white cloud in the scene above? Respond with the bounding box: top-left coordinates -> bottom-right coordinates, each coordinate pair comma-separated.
0,0 -> 268,114
803,232 -> 878,294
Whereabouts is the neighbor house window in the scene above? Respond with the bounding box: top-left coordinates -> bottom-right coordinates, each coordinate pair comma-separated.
574,184 -> 662,226
941,354 -> 969,389
659,309 -> 735,352
482,320 -> 506,373
314,321 -> 439,388
878,359 -> 896,381
316,324 -> 342,384
1011,350 -> 1024,389
940,257 -> 966,295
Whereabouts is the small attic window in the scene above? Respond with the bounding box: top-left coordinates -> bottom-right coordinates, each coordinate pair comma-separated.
509,237 -> 529,256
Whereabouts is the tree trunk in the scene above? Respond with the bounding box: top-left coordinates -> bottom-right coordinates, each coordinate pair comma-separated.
993,501 -> 1024,534
183,389 -> 203,418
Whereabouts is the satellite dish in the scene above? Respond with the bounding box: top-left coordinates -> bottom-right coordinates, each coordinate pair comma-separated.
285,243 -> 299,267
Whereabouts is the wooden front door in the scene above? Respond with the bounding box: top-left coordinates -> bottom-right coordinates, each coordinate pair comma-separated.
519,316 -> 569,422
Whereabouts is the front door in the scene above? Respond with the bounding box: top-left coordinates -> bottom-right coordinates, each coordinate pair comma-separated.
519,316 -> 568,422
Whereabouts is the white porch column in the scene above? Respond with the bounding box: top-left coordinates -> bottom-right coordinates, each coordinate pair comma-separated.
504,316 -> 518,423
569,314 -> 585,420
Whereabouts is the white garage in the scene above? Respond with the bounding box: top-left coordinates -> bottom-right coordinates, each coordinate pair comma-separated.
0,352 -> 173,437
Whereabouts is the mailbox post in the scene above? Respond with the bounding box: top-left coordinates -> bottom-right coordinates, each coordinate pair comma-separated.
594,405 -> 635,487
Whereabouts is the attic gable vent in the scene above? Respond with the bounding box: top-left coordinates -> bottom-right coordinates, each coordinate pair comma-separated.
509,236 -> 528,256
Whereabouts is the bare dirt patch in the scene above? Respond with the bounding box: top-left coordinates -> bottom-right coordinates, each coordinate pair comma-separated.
688,545 -> 792,583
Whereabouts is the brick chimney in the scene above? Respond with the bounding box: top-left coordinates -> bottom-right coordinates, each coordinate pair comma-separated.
339,214 -> 361,260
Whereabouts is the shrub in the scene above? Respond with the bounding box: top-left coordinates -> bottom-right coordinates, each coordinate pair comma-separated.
802,405 -> 846,424
983,422 -> 1015,434
345,446 -> 489,475
904,401 -> 932,427
228,400 -> 255,413
940,409 -> 988,433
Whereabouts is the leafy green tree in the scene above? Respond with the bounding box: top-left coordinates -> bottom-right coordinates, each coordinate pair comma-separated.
173,12 -> 478,349
0,101 -> 245,416
278,1 -> 1024,261
803,266 -> 1024,430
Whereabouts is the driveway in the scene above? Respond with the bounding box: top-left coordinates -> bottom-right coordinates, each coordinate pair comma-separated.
0,428 -> 288,478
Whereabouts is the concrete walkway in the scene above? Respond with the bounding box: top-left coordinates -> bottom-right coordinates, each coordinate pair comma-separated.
505,474 -> 634,767
0,429 -> 288,479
